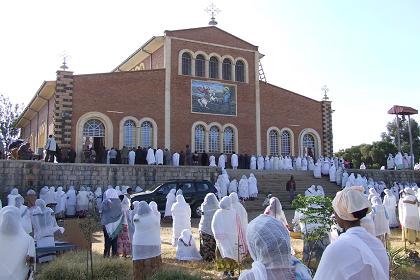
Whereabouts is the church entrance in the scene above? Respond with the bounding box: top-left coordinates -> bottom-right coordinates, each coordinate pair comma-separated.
82,119 -> 105,163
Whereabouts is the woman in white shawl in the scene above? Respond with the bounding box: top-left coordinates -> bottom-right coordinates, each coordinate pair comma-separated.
229,192 -> 248,260
132,201 -> 162,279
211,196 -> 240,277
250,156 -> 257,170
100,189 -> 123,257
176,229 -> 202,261
117,192 -> 132,257
32,199 -> 64,263
76,186 -> 90,218
65,186 -> 77,217
146,147 -> 156,165
128,201 -> 140,242
248,173 -> 258,199
209,155 -> 217,167
149,201 -> 161,222
264,197 -> 288,228
399,188 -> 420,244
229,179 -> 238,194
371,197 -> 390,243
54,187 -> 67,218
164,188 -> 176,218
0,206 -> 36,280
313,162 -> 322,178
15,195 -> 32,235
171,195 -> 191,246
383,189 -> 399,228
198,193 -> 219,261
238,175 -> 249,200
7,188 -> 20,206
239,215 -> 312,280
257,156 -> 264,170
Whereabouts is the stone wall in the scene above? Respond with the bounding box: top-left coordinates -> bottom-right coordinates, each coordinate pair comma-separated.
0,160 -> 220,201
346,169 -> 420,186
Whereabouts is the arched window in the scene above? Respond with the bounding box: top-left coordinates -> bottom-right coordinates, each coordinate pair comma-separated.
222,58 -> 232,80
83,119 -> 105,137
123,120 -> 137,148
269,130 -> 279,156
223,127 -> 235,154
235,60 -> 245,82
140,121 -> 153,147
281,131 -> 291,156
209,56 -> 219,79
208,126 -> 220,153
194,125 -> 205,153
195,54 -> 205,77
303,133 -> 315,158
181,52 -> 192,75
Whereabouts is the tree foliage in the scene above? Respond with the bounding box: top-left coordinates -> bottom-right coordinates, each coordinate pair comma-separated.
0,94 -> 22,153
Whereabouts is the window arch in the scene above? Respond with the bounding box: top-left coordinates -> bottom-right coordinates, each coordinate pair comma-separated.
222,58 -> 232,80
208,126 -> 220,153
303,133 -> 315,158
209,56 -> 219,79
181,52 -> 192,75
223,127 -> 235,154
269,130 -> 279,156
281,130 -> 291,156
235,60 -> 245,82
123,120 -> 137,148
140,121 -> 153,147
83,119 -> 105,137
194,125 -> 206,153
195,54 -> 205,77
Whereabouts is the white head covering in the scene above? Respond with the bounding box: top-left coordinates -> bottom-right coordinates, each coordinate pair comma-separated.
199,193 -> 219,236
264,197 -> 288,226
105,189 -> 119,200
333,186 -> 371,221
149,201 -> 160,219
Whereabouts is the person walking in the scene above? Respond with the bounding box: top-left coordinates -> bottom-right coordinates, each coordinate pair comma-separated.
44,135 -> 57,162
286,175 -> 296,205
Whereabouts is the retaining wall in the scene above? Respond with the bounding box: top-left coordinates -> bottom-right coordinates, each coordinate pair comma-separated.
345,169 -> 420,186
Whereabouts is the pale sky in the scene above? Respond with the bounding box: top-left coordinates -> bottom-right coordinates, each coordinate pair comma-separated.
1,0 -> 419,151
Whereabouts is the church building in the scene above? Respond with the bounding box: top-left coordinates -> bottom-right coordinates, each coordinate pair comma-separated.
16,25 -> 333,163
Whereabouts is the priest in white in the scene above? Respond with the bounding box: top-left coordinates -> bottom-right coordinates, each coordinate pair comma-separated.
171,195 -> 191,246
155,148 -> 164,165
76,186 -> 90,217
231,152 -> 238,170
228,179 -> 238,194
146,147 -> 156,165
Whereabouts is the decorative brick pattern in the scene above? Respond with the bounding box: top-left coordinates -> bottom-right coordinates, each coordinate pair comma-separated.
321,100 -> 333,157
53,71 -> 74,148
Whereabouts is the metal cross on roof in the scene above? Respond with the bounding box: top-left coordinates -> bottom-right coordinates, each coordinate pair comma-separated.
321,85 -> 329,100
205,3 -> 220,26
60,51 -> 70,70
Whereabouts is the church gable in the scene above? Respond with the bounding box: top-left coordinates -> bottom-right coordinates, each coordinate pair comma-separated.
165,26 -> 258,51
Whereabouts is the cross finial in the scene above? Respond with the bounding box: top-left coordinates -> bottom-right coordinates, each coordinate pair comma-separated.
321,85 -> 329,100
59,51 -> 70,70
205,3 -> 220,26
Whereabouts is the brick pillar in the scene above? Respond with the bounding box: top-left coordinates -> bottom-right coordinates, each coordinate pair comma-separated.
53,70 -> 74,148
321,100 -> 333,157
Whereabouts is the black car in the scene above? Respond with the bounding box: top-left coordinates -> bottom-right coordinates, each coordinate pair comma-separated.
130,179 -> 217,218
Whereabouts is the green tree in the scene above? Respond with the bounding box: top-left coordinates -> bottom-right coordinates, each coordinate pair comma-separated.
0,94 -> 22,155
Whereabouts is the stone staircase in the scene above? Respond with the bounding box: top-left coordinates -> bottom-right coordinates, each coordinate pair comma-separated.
225,170 -> 342,211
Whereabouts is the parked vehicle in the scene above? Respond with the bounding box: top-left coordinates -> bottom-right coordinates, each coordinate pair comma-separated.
130,179 -> 217,218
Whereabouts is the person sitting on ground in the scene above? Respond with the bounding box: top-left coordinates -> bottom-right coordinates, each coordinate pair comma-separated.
176,229 -> 202,261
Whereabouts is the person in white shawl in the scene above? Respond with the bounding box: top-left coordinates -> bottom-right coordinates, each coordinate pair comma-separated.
301,156 -> 308,171
7,188 -> 20,206
211,196 -> 240,276
218,175 -> 228,198
386,154 -> 395,170
248,173 -> 258,199
264,197 -> 288,227
250,156 -> 257,170
0,206 -> 36,280
39,186 -> 49,204
128,149 -> 136,165
132,201 -> 162,279
164,188 -> 176,218
229,179 -> 238,194
94,187 -> 103,212
399,188 -> 420,244
238,175 -> 249,200
231,152 -> 238,169
329,163 -> 336,182
54,187 -> 67,218
257,156 -> 264,170
321,159 -> 330,175
229,192 -> 248,260
273,156 -> 280,170
307,156 -> 315,171
155,148 -> 163,165
172,152 -> 180,166
313,161 -> 322,178
15,195 -> 33,235
314,186 -> 389,280
264,155 -> 271,170
176,229 -> 202,261
146,147 -> 156,165
171,195 -> 191,246
218,153 -> 226,169
198,193 -> 219,262
209,155 -> 217,167
32,199 -> 64,262
239,215 -> 312,280
295,156 -> 302,170
383,189 -> 398,228
65,186 -> 77,217
371,197 -> 390,243
394,152 -> 403,170
101,189 -> 123,257
76,186 -> 90,217
341,172 -> 349,188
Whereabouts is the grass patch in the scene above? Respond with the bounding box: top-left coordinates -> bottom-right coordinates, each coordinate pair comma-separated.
150,270 -> 213,280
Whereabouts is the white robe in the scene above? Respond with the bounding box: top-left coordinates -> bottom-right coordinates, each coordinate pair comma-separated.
321,160 -> 330,175
228,180 -> 238,194
128,150 -> 135,165
209,155 -> 217,167
155,149 -> 163,165
301,157 -> 308,171
248,174 -> 258,197
399,194 -> 420,231
329,164 -> 336,182
171,196 -> 191,246
313,163 -> 321,178
295,157 -> 302,170
218,154 -> 226,169
394,152 -> 403,170
175,230 -> 202,261
65,188 -> 77,216
231,154 -> 238,169
372,203 -> 390,236
257,156 -> 264,170
264,156 -> 271,170
383,193 -> 398,227
164,190 -> 176,217
146,148 -> 156,165
314,227 -> 389,280
172,153 -> 180,166
238,177 -> 249,199
76,191 -> 89,212
250,156 -> 257,169
54,189 -> 67,216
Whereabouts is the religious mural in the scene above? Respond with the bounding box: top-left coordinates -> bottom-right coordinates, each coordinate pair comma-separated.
191,80 -> 237,116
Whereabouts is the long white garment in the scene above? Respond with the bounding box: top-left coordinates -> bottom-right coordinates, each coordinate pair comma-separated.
0,206 -> 36,280
314,227 -> 389,280
313,162 -> 321,178
229,179 -> 238,194
155,149 -> 164,165
329,164 -> 336,182
172,152 -> 180,166
230,193 -> 248,259
238,175 -> 250,199
171,195 -> 191,246
15,196 -> 32,234
7,188 -> 20,206
394,152 -> 403,170
273,156 -> 279,170
209,155 -> 217,167
360,213 -> 376,236
164,189 -> 176,217
218,154 -> 226,169
386,154 -> 395,170
94,187 -> 103,212
175,229 -> 202,261
231,154 -> 238,169
128,150 -> 135,165
65,186 -> 77,216
321,160 -> 330,175
211,197 -> 239,261
400,191 -> 420,231
264,197 -> 288,227
264,156 -> 271,170
39,187 -> 49,204
248,173 -> 258,198
301,157 -> 308,171
257,156 -> 264,170
250,156 -> 257,170
341,172 -> 349,188
383,190 -> 399,227
76,189 -> 90,212
218,175 -> 228,198
54,187 -> 67,216
371,197 -> 390,236
295,156 -> 302,170
45,187 -> 57,205
146,148 -> 156,165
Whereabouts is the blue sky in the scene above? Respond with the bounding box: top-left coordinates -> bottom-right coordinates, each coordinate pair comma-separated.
0,0 -> 418,151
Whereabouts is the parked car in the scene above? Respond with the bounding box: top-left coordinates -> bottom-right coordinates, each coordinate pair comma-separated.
130,179 -> 217,218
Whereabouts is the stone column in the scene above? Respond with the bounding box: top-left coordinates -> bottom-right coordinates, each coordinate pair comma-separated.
321,100 -> 333,157
53,70 -> 74,148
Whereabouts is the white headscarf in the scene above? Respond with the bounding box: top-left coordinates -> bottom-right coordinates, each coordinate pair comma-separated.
332,186 -> 371,221
264,197 -> 288,226
199,193 -> 219,235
